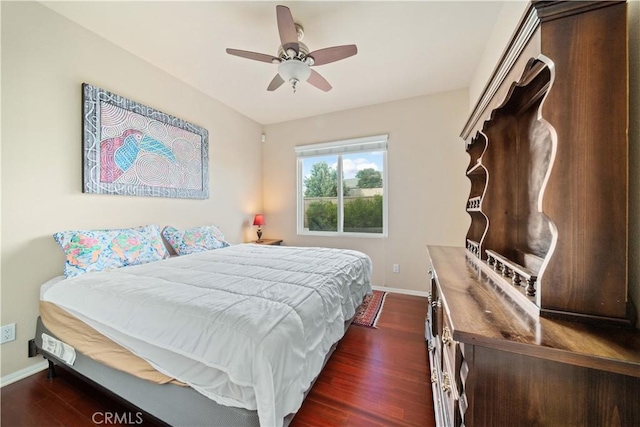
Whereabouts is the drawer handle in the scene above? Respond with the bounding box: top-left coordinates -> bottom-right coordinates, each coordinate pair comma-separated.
427,291 -> 432,304
431,372 -> 438,384
432,298 -> 441,308
442,326 -> 453,346
428,268 -> 434,279
441,373 -> 451,394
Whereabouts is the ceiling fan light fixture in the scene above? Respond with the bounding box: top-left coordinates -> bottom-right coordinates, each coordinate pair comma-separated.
225,5 -> 357,93
278,60 -> 311,92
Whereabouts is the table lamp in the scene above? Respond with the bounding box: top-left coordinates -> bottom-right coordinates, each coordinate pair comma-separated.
253,214 -> 265,242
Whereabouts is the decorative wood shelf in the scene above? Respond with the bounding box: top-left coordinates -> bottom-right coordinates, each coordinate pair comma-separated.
466,197 -> 482,210
466,239 -> 480,259
485,249 -> 537,297
466,162 -> 484,176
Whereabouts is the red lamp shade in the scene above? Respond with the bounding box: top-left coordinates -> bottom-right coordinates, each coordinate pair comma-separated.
253,214 -> 265,226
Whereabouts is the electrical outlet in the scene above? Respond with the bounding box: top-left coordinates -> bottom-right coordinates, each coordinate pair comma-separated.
393,264 -> 400,273
1,323 -> 16,344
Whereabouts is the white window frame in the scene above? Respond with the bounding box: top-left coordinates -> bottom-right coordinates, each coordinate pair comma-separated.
296,134 -> 388,238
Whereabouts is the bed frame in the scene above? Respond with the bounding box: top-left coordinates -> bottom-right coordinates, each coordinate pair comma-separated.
33,316 -> 351,426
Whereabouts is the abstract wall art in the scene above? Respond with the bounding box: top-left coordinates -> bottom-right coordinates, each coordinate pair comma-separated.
82,83 -> 209,199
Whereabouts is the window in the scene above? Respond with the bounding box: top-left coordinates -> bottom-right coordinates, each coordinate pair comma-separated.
296,135 -> 388,237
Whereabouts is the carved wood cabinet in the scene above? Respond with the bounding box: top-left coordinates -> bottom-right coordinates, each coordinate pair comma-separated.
426,1 -> 640,425
426,247 -> 640,426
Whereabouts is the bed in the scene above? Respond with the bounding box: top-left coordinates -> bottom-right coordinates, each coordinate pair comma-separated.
35,243 -> 372,427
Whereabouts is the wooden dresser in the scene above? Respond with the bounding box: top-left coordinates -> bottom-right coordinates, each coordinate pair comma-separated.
426,1 -> 640,425
426,246 -> 640,426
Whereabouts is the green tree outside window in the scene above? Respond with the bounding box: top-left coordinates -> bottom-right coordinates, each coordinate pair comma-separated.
304,162 -> 348,197
355,168 -> 382,188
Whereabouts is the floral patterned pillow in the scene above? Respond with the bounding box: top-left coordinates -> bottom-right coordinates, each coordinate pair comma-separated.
162,225 -> 229,256
54,225 -> 169,278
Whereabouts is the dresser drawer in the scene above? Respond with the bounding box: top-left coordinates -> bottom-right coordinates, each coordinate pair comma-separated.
428,342 -> 447,427
441,310 -> 459,382
441,345 -> 461,426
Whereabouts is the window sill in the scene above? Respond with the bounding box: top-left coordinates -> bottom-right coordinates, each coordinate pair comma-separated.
297,230 -> 387,238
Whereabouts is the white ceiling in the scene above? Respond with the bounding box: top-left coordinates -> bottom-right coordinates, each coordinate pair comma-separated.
41,1 -> 505,125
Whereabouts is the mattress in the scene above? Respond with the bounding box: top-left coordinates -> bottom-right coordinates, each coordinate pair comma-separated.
41,244 -> 372,427
40,300 -> 184,385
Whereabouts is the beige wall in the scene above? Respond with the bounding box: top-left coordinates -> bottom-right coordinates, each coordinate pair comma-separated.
1,2 -> 263,377
262,90 -> 471,293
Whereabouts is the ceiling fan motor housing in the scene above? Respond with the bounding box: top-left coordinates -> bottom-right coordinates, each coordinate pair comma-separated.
277,41 -> 309,60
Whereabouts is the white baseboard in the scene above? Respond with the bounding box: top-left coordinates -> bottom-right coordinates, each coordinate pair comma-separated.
0,360 -> 48,388
372,285 -> 428,298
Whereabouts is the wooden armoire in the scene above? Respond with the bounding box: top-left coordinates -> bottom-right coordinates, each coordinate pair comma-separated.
426,1 -> 640,425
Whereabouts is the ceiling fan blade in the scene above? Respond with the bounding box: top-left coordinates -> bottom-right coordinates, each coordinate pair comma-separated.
226,48 -> 278,64
267,74 -> 285,91
307,45 -> 358,66
276,5 -> 299,53
307,70 -> 332,92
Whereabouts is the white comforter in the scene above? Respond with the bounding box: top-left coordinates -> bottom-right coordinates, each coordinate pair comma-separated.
41,244 -> 372,426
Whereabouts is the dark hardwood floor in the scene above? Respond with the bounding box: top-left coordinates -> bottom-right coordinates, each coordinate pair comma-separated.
1,293 -> 434,426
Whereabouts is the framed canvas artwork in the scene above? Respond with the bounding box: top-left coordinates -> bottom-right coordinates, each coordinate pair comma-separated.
82,83 -> 209,199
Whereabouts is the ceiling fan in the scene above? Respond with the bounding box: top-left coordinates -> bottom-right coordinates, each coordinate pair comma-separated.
226,5 -> 357,93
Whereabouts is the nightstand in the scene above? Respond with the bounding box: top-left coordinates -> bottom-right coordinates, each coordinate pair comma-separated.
253,239 -> 283,246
